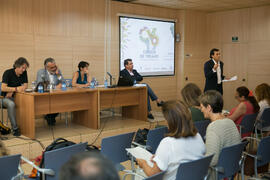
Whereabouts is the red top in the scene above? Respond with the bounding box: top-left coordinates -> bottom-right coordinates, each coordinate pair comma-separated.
229,101 -> 254,137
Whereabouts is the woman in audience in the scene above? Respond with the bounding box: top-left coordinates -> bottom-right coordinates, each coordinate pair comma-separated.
181,83 -> 205,122
255,83 -> 270,134
72,61 -> 90,88
227,86 -> 259,137
200,90 -> 241,179
137,100 -> 205,180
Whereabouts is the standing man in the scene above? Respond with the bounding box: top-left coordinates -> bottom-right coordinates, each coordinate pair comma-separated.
36,57 -> 64,125
120,59 -> 163,119
1,57 -> 30,136
204,48 -> 225,95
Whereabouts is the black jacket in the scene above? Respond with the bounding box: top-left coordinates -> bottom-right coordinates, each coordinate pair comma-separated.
204,59 -> 225,93
119,69 -> 143,86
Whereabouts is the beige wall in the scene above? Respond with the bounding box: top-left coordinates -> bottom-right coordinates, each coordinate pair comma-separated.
206,5 -> 270,109
0,0 -> 269,111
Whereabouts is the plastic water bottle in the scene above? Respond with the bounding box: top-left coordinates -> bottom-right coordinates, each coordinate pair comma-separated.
61,81 -> 67,91
38,84 -> 43,93
90,80 -> 95,89
104,78 -> 108,88
134,79 -> 136,85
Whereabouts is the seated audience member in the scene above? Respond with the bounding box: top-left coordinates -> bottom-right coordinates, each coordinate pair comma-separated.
200,90 -> 241,180
1,57 -> 29,136
36,58 -> 64,126
72,61 -> 90,88
181,83 -> 205,122
227,86 -> 259,137
120,59 -> 163,119
255,83 -> 270,133
59,151 -> 120,180
137,100 -> 205,180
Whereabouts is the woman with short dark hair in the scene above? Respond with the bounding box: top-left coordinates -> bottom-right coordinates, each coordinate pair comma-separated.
200,90 -> 240,179
72,61 -> 90,88
137,100 -> 205,180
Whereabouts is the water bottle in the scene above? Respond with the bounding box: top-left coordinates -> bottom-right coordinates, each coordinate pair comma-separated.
104,78 -> 108,88
61,81 -> 67,91
90,79 -> 95,89
31,81 -> 36,91
134,79 -> 136,85
38,84 -> 43,93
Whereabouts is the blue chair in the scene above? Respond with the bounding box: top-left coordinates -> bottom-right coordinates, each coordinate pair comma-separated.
23,142 -> 87,180
243,136 -> 270,178
213,141 -> 248,180
255,108 -> 270,139
146,126 -> 168,153
238,113 -> 257,138
176,155 -> 213,180
43,142 -> 87,180
101,132 -> 135,171
194,120 -> 211,140
0,154 -> 22,180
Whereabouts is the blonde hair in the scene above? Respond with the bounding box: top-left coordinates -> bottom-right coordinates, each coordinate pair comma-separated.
255,83 -> 270,105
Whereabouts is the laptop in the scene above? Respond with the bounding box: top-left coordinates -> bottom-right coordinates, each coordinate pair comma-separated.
117,76 -> 134,86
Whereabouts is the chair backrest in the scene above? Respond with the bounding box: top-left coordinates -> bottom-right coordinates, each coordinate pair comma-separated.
175,155 -> 213,180
101,132 -> 135,165
144,171 -> 166,180
44,142 -> 87,180
257,135 -> 270,167
194,120 -> 211,140
146,127 -> 168,153
216,141 -> 247,179
0,154 -> 21,180
240,113 -> 257,135
260,108 -> 270,128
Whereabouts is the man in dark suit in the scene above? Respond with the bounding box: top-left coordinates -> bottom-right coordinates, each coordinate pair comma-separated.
204,48 -> 225,95
120,59 -> 163,119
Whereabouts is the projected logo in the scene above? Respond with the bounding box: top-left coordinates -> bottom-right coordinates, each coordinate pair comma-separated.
139,27 -> 159,55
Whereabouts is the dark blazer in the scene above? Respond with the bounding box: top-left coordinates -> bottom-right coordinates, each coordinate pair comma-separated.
119,69 -> 143,85
204,59 -> 225,94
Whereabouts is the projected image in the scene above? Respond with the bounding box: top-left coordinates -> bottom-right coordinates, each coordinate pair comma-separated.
120,16 -> 175,76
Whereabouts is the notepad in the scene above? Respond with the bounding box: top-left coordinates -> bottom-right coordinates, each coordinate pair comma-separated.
222,75 -> 237,82
126,146 -> 154,167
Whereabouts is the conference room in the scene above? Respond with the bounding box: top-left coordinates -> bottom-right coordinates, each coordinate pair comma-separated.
0,0 -> 270,179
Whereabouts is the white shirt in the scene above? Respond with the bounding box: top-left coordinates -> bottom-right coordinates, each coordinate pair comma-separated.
212,59 -> 222,84
127,69 -> 134,76
153,133 -> 206,180
47,70 -> 55,84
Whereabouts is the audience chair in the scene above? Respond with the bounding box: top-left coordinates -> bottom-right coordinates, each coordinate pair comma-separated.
132,127 -> 168,154
176,154 -> 214,180
255,108 -> 270,139
238,113 -> 257,138
0,154 -> 23,180
243,136 -> 270,178
22,142 -> 87,180
194,120 -> 211,141
212,141 -> 248,180
101,132 -> 135,171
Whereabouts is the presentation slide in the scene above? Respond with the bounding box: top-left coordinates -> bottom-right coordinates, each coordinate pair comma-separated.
120,16 -> 175,76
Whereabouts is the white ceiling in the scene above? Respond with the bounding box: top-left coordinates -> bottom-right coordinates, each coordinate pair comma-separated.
120,0 -> 270,12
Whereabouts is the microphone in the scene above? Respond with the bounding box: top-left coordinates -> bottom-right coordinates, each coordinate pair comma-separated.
107,72 -> 112,86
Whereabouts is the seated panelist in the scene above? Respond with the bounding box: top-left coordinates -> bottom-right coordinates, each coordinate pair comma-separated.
36,57 -> 64,126
1,57 -> 29,136
72,61 -> 90,88
120,59 -> 163,119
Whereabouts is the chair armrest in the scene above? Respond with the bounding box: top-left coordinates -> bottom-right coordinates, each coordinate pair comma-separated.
211,166 -> 225,174
21,156 -> 55,176
242,136 -> 261,143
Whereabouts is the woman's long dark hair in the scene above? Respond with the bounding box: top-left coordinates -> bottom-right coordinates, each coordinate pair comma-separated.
237,86 -> 260,113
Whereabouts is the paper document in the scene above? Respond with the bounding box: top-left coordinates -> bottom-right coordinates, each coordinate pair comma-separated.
134,84 -> 147,87
126,147 -> 154,167
222,75 -> 237,82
